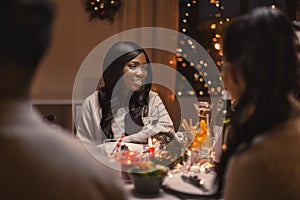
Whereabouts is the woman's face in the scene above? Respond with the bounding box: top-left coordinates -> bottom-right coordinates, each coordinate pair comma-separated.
123,52 -> 148,92
222,59 -> 245,103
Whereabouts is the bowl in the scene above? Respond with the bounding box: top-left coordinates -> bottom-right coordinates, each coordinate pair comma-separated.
130,173 -> 165,195
128,161 -> 168,195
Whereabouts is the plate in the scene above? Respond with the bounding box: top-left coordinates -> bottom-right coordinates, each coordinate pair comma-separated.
163,171 -> 217,196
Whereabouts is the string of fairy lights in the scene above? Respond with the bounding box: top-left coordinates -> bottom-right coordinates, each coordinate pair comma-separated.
176,0 -> 230,97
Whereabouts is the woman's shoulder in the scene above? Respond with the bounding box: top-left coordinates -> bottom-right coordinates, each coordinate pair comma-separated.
83,91 -> 98,103
81,90 -> 100,109
238,117 -> 300,168
149,90 -> 158,97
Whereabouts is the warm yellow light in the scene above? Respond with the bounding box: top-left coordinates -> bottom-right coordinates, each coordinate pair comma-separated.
185,12 -> 189,17
176,48 -> 182,52
188,90 -> 195,95
212,38 -> 217,42
100,3 -> 104,8
214,43 -> 221,50
199,78 -> 203,82
215,34 -> 221,38
187,3 -> 191,7
190,62 -> 194,67
210,23 -> 216,29
111,0 -> 115,4
217,87 -> 221,92
271,5 -> 276,9
219,21 -> 223,25
177,57 -> 183,62
215,13 -> 221,18
199,91 -> 204,95
90,2 -> 95,5
169,60 -> 174,65
182,28 -> 187,32
226,18 -> 230,22
183,19 -> 187,23
182,63 -> 187,67
94,6 -> 98,10
204,73 -> 208,77
211,88 -> 215,92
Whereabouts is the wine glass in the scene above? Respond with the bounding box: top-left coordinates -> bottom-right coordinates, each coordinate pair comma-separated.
141,105 -> 151,127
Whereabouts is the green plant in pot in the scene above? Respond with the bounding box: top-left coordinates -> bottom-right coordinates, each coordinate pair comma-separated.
129,161 -> 168,195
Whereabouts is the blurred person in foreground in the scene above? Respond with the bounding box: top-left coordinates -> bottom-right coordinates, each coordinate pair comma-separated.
216,7 -> 300,199
0,0 -> 125,199
292,20 -> 300,101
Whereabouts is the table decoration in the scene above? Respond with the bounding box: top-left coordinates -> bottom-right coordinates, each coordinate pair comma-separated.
115,150 -> 141,183
148,132 -> 186,169
129,161 -> 168,195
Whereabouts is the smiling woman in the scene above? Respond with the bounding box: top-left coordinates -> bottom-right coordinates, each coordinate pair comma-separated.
75,41 -> 175,147
123,53 -> 148,93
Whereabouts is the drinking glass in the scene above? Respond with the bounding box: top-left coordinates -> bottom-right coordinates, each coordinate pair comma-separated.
141,105 -> 160,133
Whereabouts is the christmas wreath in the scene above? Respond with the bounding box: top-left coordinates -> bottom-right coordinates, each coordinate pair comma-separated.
84,0 -> 122,23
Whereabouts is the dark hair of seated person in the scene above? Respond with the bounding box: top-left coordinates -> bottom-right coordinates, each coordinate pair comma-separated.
291,20 -> 300,101
215,7 -> 299,192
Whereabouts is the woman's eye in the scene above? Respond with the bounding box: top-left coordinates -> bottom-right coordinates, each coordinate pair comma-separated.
128,65 -> 136,69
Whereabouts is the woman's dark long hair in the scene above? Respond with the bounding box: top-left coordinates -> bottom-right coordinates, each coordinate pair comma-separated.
216,8 -> 299,192
98,41 -> 152,139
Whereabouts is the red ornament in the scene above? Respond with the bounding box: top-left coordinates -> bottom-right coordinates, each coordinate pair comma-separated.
100,11 -> 107,17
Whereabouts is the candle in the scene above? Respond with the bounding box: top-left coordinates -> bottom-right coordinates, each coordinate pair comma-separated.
148,137 -> 155,157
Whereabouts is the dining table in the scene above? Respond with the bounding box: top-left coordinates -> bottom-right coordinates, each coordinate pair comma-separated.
93,139 -> 223,200
124,172 -> 223,200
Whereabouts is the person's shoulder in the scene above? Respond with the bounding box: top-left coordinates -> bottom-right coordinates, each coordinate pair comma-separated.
81,90 -> 100,109
149,90 -> 158,97
149,90 -> 161,101
83,90 -> 99,103
13,123 -> 125,199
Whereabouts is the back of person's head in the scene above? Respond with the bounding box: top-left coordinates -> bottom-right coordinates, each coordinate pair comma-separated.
0,0 -> 54,67
224,7 -> 297,105
291,20 -> 300,101
217,7 -> 299,192
102,41 -> 152,95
